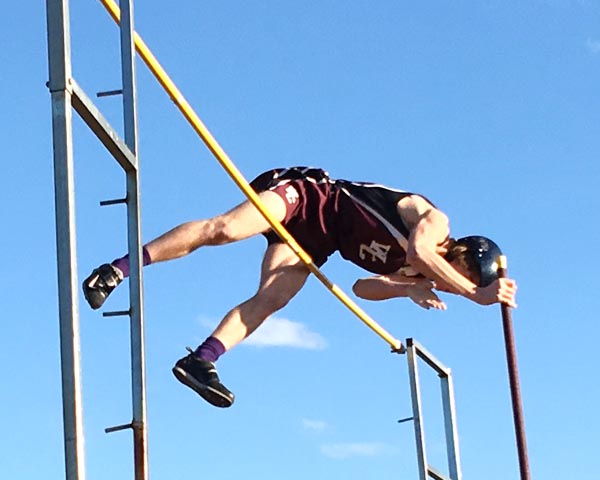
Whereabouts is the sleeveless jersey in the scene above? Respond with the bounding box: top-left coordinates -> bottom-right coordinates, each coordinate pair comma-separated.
250,167 -> 434,275
334,180 -> 431,274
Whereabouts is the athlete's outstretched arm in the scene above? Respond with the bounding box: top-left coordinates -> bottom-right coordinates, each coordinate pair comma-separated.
398,196 -> 480,297
352,274 -> 446,310
352,274 -> 426,300
401,196 -> 517,307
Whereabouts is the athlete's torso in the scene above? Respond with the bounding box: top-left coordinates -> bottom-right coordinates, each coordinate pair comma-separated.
334,180 -> 426,274
253,167 -> 434,274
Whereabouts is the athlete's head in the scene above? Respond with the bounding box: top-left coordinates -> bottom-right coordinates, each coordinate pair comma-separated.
444,236 -> 503,287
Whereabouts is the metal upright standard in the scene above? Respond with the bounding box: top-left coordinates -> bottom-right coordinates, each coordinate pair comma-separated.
497,256 -> 530,480
45,0 -> 148,479
405,338 -> 462,480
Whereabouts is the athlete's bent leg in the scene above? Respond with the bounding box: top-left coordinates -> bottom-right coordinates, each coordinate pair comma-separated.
210,242 -> 310,350
173,242 -> 310,407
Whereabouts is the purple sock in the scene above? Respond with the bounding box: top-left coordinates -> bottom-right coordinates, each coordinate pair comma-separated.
111,247 -> 152,278
195,337 -> 226,363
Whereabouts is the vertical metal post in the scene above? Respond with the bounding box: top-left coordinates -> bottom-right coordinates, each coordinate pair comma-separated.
440,374 -> 461,480
46,0 -> 86,478
406,341 -> 428,480
47,0 -> 148,477
119,1 -> 148,479
497,256 -> 530,480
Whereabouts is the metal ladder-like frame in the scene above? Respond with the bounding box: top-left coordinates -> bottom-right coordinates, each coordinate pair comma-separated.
403,338 -> 462,480
46,0 -> 148,478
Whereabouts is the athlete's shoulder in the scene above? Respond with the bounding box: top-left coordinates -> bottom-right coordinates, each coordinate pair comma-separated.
274,166 -> 331,183
337,179 -> 410,193
336,179 -> 434,207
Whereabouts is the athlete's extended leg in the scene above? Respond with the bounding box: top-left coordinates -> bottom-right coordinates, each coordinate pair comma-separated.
172,242 -> 311,407
82,191 -> 287,309
143,190 -> 286,263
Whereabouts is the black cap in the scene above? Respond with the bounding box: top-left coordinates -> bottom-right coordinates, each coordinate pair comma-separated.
455,236 -> 503,287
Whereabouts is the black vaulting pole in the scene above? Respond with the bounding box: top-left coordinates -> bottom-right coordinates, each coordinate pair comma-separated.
497,255 -> 531,480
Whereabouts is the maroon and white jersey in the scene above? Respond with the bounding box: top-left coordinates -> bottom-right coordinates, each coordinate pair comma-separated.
250,167 -> 435,274
333,180 -> 428,274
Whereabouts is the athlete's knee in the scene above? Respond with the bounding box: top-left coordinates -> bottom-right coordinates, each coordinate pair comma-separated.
205,217 -> 238,245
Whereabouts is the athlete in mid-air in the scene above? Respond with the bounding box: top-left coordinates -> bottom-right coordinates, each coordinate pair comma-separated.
82,166 -> 517,408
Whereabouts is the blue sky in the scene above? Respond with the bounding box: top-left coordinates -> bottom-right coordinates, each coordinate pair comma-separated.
2,1 -> 599,479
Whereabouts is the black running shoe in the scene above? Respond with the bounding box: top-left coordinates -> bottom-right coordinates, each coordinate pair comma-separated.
172,349 -> 235,408
82,263 -> 123,310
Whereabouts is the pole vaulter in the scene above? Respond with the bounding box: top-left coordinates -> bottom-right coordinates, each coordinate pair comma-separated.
96,4 -> 529,478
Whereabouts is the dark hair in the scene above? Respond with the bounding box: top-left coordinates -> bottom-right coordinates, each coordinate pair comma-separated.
444,238 -> 481,285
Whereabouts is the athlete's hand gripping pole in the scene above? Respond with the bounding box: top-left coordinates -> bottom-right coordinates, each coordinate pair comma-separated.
497,255 -> 531,480
98,0 -> 404,354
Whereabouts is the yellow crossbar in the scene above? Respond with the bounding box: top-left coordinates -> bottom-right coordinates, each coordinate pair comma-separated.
98,0 -> 403,353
